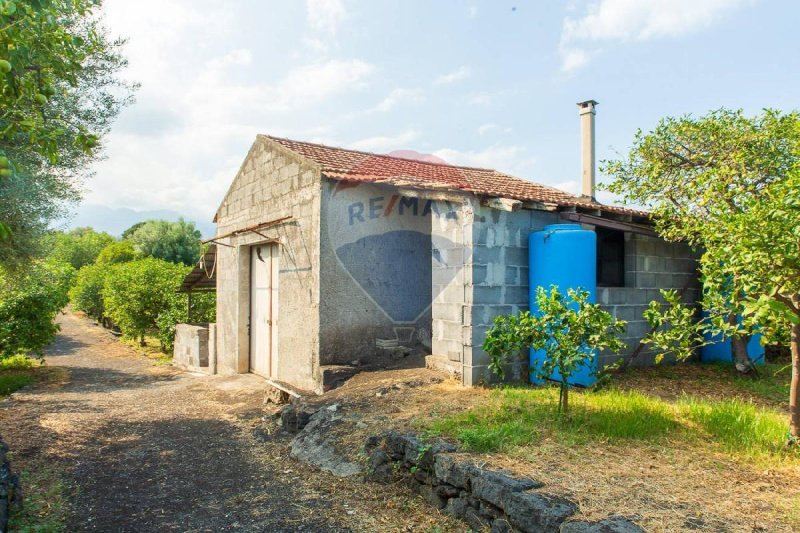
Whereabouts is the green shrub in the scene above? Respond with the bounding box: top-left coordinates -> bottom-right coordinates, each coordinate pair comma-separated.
155,291 -> 216,353
69,264 -> 108,320
44,228 -> 114,269
95,240 -> 139,265
102,258 -> 189,343
0,260 -> 75,358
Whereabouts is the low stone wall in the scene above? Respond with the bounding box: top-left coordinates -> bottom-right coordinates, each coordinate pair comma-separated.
173,323 -> 215,373
364,430 -> 644,533
0,439 -> 21,533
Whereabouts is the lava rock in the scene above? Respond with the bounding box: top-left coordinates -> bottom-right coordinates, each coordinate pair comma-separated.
433,454 -> 478,490
470,468 -> 544,510
504,491 -> 578,533
559,516 -> 646,533
289,409 -> 361,477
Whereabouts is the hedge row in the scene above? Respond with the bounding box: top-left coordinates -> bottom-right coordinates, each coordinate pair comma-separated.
70,257 -> 215,353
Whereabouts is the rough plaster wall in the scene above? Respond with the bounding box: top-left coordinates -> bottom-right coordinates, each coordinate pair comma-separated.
215,137 -> 321,392
319,181 -> 433,365
597,233 -> 700,367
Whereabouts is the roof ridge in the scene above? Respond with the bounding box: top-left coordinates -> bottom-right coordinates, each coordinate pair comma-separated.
261,134 -> 501,173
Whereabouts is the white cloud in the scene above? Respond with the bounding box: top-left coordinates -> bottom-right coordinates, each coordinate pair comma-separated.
83,0 -> 374,223
433,144 -> 536,178
369,88 -> 424,113
434,66 -> 472,85
306,0 -> 346,34
349,130 -> 420,152
477,123 -> 497,135
560,0 -> 752,72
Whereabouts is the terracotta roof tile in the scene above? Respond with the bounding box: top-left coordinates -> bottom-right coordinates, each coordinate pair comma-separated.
263,135 -> 647,218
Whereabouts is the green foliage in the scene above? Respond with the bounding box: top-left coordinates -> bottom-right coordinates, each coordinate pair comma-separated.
68,263 -> 107,319
603,108 -> 800,350
0,259 -> 74,358
129,219 -> 202,266
0,0 -> 134,262
102,258 -> 189,342
643,289 -> 704,363
154,291 -> 216,353
45,228 -> 114,269
121,221 -> 146,240
484,286 -> 626,412
95,240 -> 139,265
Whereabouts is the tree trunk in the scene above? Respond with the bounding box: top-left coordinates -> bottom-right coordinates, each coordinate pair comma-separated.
727,312 -> 755,375
560,378 -> 569,414
790,323 -> 800,441
139,334 -> 145,347
731,334 -> 755,375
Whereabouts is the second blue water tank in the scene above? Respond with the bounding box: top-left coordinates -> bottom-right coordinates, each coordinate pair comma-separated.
529,224 -> 598,387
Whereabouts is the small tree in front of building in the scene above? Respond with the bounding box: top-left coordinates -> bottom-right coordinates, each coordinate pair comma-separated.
484,286 -> 627,413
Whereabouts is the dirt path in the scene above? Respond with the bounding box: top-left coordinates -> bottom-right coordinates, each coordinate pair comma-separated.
0,312 -> 454,532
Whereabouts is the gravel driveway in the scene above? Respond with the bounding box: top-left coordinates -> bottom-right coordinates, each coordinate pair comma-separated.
0,312 -> 452,532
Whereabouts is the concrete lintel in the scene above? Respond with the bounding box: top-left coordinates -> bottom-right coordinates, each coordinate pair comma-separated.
481,197 -> 522,212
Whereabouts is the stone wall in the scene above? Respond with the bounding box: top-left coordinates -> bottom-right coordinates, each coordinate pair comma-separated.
173,323 -> 213,372
364,430 -> 644,533
215,136 -> 322,391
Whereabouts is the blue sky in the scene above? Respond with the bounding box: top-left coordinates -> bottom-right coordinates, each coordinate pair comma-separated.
77,0 -> 799,233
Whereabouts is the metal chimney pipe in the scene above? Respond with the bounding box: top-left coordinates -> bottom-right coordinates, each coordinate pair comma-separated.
577,99 -> 598,200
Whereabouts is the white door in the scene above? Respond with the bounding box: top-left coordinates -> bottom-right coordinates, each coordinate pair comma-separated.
250,244 -> 277,377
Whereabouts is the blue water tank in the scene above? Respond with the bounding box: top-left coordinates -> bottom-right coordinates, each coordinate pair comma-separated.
529,224 -> 598,387
700,330 -> 765,365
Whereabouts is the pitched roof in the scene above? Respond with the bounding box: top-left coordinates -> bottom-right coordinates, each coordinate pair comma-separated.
262,135 -> 647,218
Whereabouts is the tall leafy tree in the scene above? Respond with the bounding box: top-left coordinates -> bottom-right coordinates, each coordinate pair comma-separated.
0,0 -> 134,264
129,219 -> 202,266
45,227 -> 114,269
604,109 -> 800,441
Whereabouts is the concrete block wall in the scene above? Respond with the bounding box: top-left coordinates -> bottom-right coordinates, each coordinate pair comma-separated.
431,199 -> 473,373
597,233 -> 699,367
215,136 -> 322,392
463,207 -> 559,384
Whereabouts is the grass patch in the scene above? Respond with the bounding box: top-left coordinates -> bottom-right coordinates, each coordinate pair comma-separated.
121,335 -> 172,366
680,396 -> 790,458
0,355 -> 42,396
428,387 -> 678,452
7,467 -> 68,533
427,382 -> 798,464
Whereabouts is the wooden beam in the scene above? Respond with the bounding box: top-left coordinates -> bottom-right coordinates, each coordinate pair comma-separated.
481,197 -> 523,212
559,211 -> 658,237
202,215 -> 292,244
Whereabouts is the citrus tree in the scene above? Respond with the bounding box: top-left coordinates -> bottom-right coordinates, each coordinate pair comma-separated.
604,108 -> 800,441
0,259 -> 74,358
485,287 -> 626,413
102,258 -> 188,345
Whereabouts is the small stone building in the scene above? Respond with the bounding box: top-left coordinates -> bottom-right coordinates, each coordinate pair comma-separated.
191,119 -> 698,393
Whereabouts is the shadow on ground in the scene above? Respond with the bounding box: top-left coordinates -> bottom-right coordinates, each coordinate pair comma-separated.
65,418 -> 351,532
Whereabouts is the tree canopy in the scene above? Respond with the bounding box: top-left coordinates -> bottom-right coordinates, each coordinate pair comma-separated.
604,108 -> 800,440
44,227 -> 114,269
0,0 -> 134,265
128,219 -> 202,266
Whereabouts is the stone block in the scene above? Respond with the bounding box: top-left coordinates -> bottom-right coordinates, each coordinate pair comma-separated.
505,246 -> 528,267
505,266 -> 519,285
434,454 -> 478,490
559,516 -> 646,533
474,286 -> 504,304
505,286 -> 529,305
469,469 -> 543,510
637,273 -> 656,288
504,491 -> 578,533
